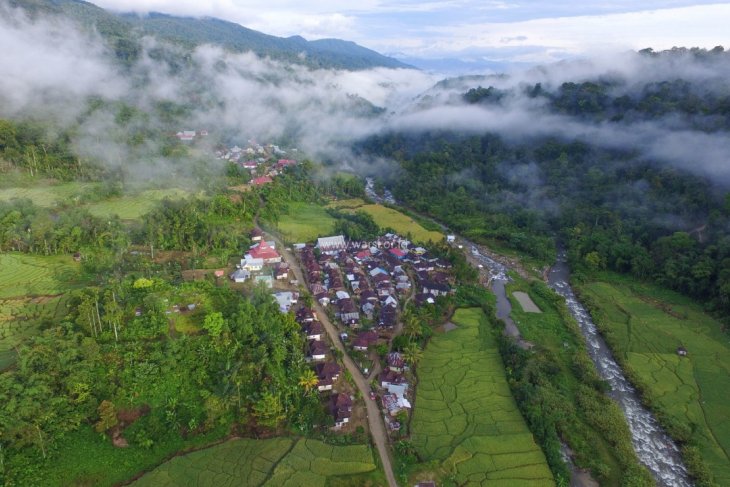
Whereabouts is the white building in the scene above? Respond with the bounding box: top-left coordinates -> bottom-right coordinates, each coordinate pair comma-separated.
317,235 -> 347,255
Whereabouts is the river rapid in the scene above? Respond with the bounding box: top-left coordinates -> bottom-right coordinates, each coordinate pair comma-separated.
548,251 -> 691,487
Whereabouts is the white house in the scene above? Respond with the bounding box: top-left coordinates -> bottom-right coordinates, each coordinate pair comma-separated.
241,256 -> 264,271
273,292 -> 298,313
229,268 -> 250,283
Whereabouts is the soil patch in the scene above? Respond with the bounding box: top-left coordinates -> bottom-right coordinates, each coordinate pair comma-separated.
513,291 -> 542,313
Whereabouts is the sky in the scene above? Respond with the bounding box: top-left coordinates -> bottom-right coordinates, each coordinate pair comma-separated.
91,0 -> 730,64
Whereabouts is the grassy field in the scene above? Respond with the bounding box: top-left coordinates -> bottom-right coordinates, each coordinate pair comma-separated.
85,189 -> 189,220
578,274 -> 730,485
0,253 -> 86,368
0,181 -> 96,207
0,181 -> 189,219
133,437 -> 379,487
277,202 -> 337,243
410,307 -> 553,486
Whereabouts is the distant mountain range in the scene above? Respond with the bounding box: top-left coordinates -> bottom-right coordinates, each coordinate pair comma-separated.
8,0 -> 412,71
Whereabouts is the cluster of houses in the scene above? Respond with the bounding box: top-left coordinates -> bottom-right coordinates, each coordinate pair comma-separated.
215,141 -> 298,187
295,307 -> 353,429
229,229 -> 290,288
298,233 -> 453,331
379,351 -> 412,427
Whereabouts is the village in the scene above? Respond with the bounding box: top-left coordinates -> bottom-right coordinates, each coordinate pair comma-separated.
215,139 -> 299,187
229,226 -> 455,436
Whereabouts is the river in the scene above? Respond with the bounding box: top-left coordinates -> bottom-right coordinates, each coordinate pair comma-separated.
548,250 -> 692,487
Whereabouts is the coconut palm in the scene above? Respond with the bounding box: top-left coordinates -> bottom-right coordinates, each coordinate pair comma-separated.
403,343 -> 423,367
298,369 -> 319,392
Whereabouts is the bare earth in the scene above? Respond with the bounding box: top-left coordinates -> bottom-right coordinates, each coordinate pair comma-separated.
513,291 -> 542,313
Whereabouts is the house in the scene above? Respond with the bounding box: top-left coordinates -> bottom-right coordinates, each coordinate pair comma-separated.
361,290 -> 378,303
677,346 -> 688,356
387,352 -> 405,372
241,256 -> 264,271
254,275 -> 273,288
316,292 -> 330,307
176,130 -> 196,141
379,307 -> 397,328
389,248 -> 407,259
353,331 -> 378,351
362,302 -> 376,319
273,291 -> 298,313
214,269 -> 225,278
72,252 -> 81,262
330,393 -> 352,429
339,298 -> 360,325
302,321 -> 324,341
446,235 -> 456,243
251,176 -> 273,186
250,228 -> 264,242
380,368 -> 407,388
248,241 -> 281,264
308,340 -> 328,361
381,295 -> 398,308
229,268 -> 251,283
296,307 -> 316,323
415,293 -> 436,306
314,362 -> 341,391
276,159 -> 297,169
422,281 -> 450,297
241,161 -> 258,170
382,393 -> 403,416
317,235 -> 347,255
273,263 -> 289,280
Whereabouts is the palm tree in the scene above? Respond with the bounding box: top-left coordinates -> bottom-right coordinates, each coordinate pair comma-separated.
403,314 -> 422,341
298,369 -> 319,392
403,343 -> 423,367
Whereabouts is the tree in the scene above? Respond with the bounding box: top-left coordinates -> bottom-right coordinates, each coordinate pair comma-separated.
403,312 -> 422,341
253,392 -> 286,429
298,369 -> 319,392
403,343 -> 423,367
95,400 -> 118,433
203,312 -> 226,337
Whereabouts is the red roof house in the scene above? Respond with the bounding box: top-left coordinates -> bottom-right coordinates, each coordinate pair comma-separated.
251,176 -> 273,186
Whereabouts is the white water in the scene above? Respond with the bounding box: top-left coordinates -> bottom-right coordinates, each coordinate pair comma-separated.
548,251 -> 692,487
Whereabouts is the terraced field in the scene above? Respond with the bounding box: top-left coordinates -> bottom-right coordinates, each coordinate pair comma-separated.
133,438 -> 379,487
579,276 -> 730,485
411,307 -> 553,486
0,253 -> 86,368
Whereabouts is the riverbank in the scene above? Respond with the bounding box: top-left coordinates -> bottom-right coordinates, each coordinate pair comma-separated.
576,272 -> 729,486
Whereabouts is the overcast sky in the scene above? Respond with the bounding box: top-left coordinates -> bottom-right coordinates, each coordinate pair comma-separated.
92,1 -> 730,63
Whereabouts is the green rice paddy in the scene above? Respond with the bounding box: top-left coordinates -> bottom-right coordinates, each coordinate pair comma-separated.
410,307 -> 553,486
133,438 -> 378,487
277,202 -> 337,243
578,275 -> 730,485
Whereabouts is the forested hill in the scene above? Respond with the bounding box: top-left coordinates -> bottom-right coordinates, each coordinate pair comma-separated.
358,48 -> 730,321
7,0 -> 411,70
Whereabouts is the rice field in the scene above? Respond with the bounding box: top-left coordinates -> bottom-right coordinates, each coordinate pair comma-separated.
579,276 -> 730,485
133,438 -> 378,487
277,202 -> 337,243
351,205 -> 443,243
0,253 -> 86,368
84,189 -> 190,220
0,181 -> 96,207
410,307 -> 553,486
0,253 -> 83,299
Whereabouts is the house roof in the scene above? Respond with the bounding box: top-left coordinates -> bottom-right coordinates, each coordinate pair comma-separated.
317,235 -> 346,251
389,248 -> 407,258
249,241 -> 280,260
308,340 -> 328,356
251,176 -> 273,185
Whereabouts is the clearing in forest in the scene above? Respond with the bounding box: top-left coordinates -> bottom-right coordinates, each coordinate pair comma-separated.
410,307 -> 553,486
579,275 -> 730,485
276,202 -> 337,243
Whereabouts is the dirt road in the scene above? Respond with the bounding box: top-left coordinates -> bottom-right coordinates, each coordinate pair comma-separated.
275,241 -> 398,487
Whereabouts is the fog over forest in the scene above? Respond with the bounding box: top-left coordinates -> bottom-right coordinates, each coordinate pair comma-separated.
1,2 -> 729,186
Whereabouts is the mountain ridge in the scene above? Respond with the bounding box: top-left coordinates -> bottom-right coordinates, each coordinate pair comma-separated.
8,0 -> 413,71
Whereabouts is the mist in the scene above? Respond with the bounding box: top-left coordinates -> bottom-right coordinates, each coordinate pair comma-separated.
1,3 -> 729,190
